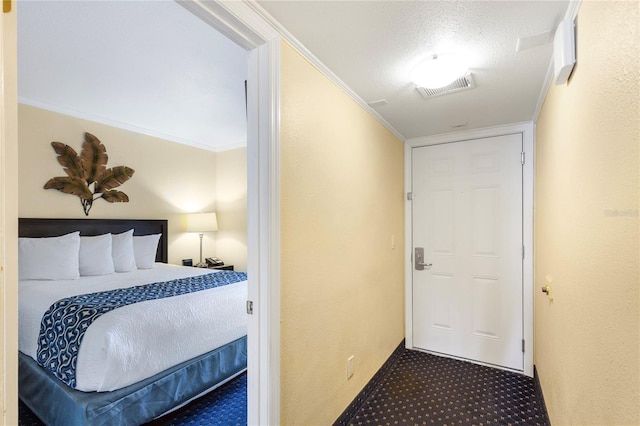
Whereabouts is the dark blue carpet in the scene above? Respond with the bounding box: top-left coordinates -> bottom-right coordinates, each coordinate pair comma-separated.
18,372 -> 247,426
146,372 -> 246,426
336,349 -> 550,426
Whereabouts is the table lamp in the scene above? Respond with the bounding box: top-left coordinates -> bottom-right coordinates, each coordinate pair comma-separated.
186,212 -> 218,267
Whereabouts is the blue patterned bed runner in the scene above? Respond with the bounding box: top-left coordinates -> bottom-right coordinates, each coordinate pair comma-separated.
36,271 -> 247,388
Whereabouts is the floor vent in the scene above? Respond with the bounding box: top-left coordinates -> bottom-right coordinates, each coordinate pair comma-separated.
417,73 -> 475,99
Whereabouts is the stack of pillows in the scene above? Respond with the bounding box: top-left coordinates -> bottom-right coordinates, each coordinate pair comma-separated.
18,230 -> 161,280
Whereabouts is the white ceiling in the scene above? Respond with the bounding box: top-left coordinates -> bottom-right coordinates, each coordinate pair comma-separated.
256,0 -> 570,139
18,1 -> 248,152
18,1 -> 571,148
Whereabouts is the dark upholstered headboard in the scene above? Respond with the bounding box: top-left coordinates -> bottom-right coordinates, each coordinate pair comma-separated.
18,218 -> 168,263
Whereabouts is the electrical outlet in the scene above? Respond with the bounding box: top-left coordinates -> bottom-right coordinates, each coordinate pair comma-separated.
347,355 -> 354,379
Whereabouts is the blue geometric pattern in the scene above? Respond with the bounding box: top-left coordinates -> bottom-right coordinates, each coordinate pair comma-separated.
36,271 -> 247,388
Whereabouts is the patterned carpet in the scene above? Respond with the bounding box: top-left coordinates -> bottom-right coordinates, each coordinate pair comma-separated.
18,372 -> 247,426
20,349 -> 549,426
340,349 -> 550,426
145,372 -> 247,426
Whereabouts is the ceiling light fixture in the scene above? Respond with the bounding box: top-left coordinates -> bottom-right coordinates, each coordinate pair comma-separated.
410,54 -> 469,89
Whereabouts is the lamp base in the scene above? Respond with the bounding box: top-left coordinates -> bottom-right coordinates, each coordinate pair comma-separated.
196,233 -> 206,268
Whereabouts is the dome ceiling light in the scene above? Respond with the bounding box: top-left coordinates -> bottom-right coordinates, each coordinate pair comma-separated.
410,54 -> 469,89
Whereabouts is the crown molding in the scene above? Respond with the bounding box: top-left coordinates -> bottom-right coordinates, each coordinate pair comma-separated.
245,1 -> 406,142
405,121 -> 533,147
18,98 -> 248,153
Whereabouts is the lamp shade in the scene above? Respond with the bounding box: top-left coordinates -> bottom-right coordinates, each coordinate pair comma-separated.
186,212 -> 218,232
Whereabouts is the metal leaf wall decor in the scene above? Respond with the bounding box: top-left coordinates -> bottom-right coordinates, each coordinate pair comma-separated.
44,132 -> 135,216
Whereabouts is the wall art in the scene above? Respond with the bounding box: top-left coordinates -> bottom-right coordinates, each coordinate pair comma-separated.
44,132 -> 135,216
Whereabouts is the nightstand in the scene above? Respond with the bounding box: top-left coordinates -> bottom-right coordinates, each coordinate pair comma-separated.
209,264 -> 234,271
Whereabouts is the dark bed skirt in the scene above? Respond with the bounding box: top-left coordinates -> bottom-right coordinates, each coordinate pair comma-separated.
19,336 -> 247,426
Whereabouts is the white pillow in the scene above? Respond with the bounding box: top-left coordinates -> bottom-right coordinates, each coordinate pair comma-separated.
111,230 -> 137,272
133,234 -> 161,269
79,234 -> 115,276
19,231 -> 80,280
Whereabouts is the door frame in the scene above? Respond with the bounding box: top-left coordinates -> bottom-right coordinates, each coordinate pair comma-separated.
404,122 -> 534,377
179,2 -> 282,424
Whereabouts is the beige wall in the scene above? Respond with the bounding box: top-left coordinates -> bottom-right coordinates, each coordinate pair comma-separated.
535,2 -> 639,425
1,5 -> 20,425
280,40 -> 405,425
215,147 -> 247,272
18,105 -> 247,267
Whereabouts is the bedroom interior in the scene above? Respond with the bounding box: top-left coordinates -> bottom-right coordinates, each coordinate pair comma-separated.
12,1 -> 252,424
17,218 -> 248,424
16,1 -> 249,270
1,1 -> 638,426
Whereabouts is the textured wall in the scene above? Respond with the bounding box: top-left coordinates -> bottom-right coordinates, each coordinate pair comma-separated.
535,1 -> 639,424
280,41 -> 405,425
18,105 -> 220,265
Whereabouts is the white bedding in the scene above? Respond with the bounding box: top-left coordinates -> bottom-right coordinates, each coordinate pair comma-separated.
19,263 -> 247,392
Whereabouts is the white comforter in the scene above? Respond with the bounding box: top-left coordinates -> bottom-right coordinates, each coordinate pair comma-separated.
19,263 -> 247,392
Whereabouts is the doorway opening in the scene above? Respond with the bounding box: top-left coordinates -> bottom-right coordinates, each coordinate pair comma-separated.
11,1 -> 280,424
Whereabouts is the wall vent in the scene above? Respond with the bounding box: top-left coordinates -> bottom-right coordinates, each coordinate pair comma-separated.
417,73 -> 475,99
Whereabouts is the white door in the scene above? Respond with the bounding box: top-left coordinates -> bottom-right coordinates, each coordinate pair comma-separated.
411,134 -> 523,371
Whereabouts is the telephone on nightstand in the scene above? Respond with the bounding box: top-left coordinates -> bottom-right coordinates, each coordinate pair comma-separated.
206,257 -> 224,267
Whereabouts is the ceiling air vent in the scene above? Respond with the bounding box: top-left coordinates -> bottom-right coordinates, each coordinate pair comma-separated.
417,73 -> 475,99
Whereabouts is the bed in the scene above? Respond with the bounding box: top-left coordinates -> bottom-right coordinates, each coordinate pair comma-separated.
18,218 -> 248,426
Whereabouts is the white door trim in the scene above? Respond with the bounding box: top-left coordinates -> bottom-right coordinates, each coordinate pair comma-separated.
177,1 -> 281,424
405,122 -> 534,377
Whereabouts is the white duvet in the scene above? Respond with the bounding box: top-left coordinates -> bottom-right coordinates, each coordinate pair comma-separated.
19,263 -> 247,392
